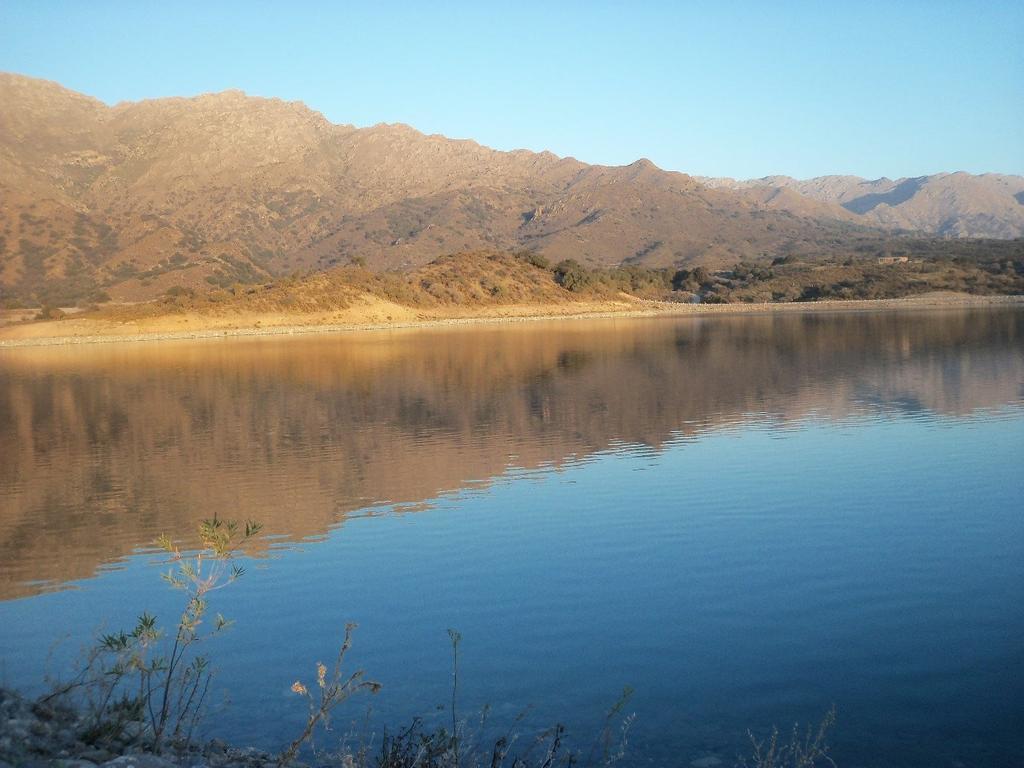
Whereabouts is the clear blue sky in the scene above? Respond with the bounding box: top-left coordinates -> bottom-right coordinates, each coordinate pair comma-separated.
1,1 -> 1021,179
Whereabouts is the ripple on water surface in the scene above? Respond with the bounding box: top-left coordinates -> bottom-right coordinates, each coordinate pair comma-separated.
0,309 -> 1022,767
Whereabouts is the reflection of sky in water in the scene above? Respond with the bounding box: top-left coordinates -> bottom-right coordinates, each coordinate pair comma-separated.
1,310 -> 1023,767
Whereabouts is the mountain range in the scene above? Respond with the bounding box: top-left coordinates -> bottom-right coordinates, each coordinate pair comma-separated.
698,173 -> 1024,239
2,72 -> 1022,304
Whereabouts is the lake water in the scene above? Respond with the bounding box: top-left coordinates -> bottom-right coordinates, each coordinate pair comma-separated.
1,309 -> 1022,767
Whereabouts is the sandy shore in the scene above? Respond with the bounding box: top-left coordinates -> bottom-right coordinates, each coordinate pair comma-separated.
1,293 -> 1021,348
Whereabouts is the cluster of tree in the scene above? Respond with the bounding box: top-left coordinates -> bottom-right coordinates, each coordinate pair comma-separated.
552,259 -> 592,292
532,244 -> 1024,304
540,256 -> 705,299
10,237 -> 1023,312
710,252 -> 1024,303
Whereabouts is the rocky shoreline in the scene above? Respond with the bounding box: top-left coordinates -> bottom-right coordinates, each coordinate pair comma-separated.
0,688 -> 282,768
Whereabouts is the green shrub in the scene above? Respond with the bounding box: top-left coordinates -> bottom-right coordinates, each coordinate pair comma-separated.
554,259 -> 591,292
35,305 -> 66,320
515,250 -> 550,270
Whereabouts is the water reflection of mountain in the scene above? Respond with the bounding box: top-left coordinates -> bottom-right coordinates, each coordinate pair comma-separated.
1,309 -> 1021,600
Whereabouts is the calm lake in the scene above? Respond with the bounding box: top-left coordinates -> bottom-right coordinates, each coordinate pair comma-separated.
1,309 -> 1022,767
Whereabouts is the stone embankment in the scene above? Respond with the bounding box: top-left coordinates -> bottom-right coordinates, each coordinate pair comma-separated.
0,688 -> 284,768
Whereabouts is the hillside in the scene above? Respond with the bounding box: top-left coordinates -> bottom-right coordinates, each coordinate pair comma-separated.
699,172 -> 1024,238
4,243 -> 1021,346
1,72 -> 878,306
3,73 -> 1022,309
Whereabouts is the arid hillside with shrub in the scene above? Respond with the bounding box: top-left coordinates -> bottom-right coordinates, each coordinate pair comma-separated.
92,239 -> 1024,317
5,73 -> 1024,312
10,72 -> 1022,313
2,243 -> 1021,345
95,251 -> 646,320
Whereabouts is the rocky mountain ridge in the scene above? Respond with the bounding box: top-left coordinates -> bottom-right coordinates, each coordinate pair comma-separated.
2,72 -> 1020,305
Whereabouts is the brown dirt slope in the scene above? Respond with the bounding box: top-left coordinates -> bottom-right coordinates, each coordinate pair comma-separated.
2,72 -> 877,306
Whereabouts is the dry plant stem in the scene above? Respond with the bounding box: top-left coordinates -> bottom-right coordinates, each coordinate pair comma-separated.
581,686 -> 634,768
741,706 -> 838,768
33,516 -> 261,753
148,518 -> 260,749
448,628 -> 462,768
279,623 -> 381,767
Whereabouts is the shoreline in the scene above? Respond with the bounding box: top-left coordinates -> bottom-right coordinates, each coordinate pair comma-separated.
1,293 -> 1022,349
0,685 -> 281,768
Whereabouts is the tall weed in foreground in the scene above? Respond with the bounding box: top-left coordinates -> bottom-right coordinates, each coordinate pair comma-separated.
319,631 -> 635,768
366,686 -> 635,768
146,517 -> 263,748
278,622 -> 381,766
36,515 -> 640,766
739,706 -> 838,768
42,516 -> 262,750
31,511 -> 836,768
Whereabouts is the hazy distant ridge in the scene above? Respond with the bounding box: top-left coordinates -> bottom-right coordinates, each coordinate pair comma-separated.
697,173 -> 1024,239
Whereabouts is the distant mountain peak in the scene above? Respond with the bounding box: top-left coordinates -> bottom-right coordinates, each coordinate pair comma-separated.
699,171 -> 1024,238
